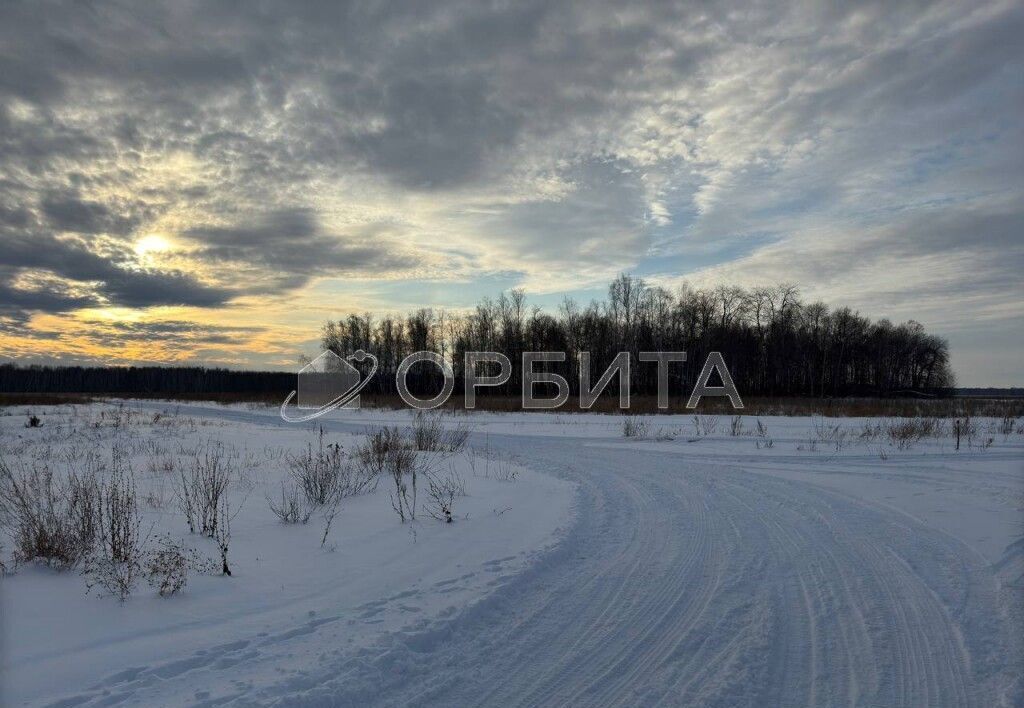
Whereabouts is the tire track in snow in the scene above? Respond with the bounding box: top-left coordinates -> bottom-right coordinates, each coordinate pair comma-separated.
260,434 -> 1016,707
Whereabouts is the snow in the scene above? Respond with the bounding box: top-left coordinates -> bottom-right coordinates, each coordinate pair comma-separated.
0,403 -> 575,707
1,402 -> 1022,706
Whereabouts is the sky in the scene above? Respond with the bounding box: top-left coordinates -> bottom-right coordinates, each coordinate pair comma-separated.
0,0 -> 1021,385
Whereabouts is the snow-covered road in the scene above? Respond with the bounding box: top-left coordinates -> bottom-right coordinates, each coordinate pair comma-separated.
100,404 -> 1021,707
276,435 -> 1020,707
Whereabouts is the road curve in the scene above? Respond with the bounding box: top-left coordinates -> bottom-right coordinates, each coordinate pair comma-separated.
265,430 -> 1019,708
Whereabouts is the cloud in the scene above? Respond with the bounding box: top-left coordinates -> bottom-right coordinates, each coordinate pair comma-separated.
80,319 -> 264,347
40,189 -> 141,235
0,0 -> 1020,381
184,208 -> 421,291
0,230 -> 235,314
663,197 -> 1024,329
0,271 -> 97,327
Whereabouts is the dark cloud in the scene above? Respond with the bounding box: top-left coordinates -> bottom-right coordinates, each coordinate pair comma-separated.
80,319 -> 264,347
0,230 -> 235,314
41,190 -> 140,235
185,209 -> 418,287
0,271 -> 97,323
98,268 -> 235,308
341,74 -> 522,189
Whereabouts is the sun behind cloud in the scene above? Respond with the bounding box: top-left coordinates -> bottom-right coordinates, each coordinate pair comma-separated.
133,234 -> 173,259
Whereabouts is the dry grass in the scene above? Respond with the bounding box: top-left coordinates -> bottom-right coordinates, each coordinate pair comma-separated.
178,393 -> 1024,418
4,390 -> 1021,419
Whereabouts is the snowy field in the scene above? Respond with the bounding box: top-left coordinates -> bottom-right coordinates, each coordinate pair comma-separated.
1,401 -> 1022,707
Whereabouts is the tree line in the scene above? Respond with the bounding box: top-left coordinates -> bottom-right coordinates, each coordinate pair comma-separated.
0,275 -> 953,401
321,275 -> 954,400
0,364 -> 293,395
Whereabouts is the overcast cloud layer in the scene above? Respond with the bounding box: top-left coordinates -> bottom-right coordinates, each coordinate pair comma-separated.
0,0 -> 1021,384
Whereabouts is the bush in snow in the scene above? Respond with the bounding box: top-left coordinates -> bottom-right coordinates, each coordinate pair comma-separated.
83,455 -> 145,602
214,495 -> 234,576
812,417 -> 852,451
859,421 -> 883,441
355,427 -> 405,477
267,480 -> 313,524
386,443 -> 419,523
691,415 -> 718,436
288,430 -> 343,504
999,414 -> 1016,438
411,413 -> 443,451
319,490 -> 343,548
885,418 -> 947,450
145,535 -> 218,597
146,453 -> 176,476
177,442 -> 232,537
424,466 -> 466,523
494,455 -> 519,482
622,416 -> 648,438
145,535 -> 188,596
729,415 -> 744,436
411,413 -> 470,453
0,455 -> 99,570
290,429 -> 377,505
441,425 -> 471,453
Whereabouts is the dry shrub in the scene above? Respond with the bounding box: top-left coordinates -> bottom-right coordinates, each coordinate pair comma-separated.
214,495 -> 234,576
0,455 -> 99,570
411,413 -> 470,453
177,442 -> 232,537
622,416 -> 649,438
289,430 -> 377,506
83,454 -> 145,601
999,415 -> 1017,438
729,415 -> 745,436
441,425 -> 471,453
424,467 -> 466,523
859,421 -> 883,441
355,427 -> 406,477
495,455 -> 519,482
387,443 -> 419,523
267,481 -> 313,524
812,417 -> 852,451
755,419 -> 769,438
886,419 -> 925,449
289,430 -> 342,504
692,415 -> 718,436
147,453 -> 176,476
145,535 -> 196,596
885,417 -> 947,449
412,413 -> 443,451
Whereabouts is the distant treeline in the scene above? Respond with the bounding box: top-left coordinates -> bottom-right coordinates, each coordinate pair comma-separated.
0,276 -> 955,401
322,275 -> 955,399
0,364 -> 292,395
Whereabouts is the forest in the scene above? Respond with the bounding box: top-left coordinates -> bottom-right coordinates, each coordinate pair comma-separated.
320,275 -> 954,400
